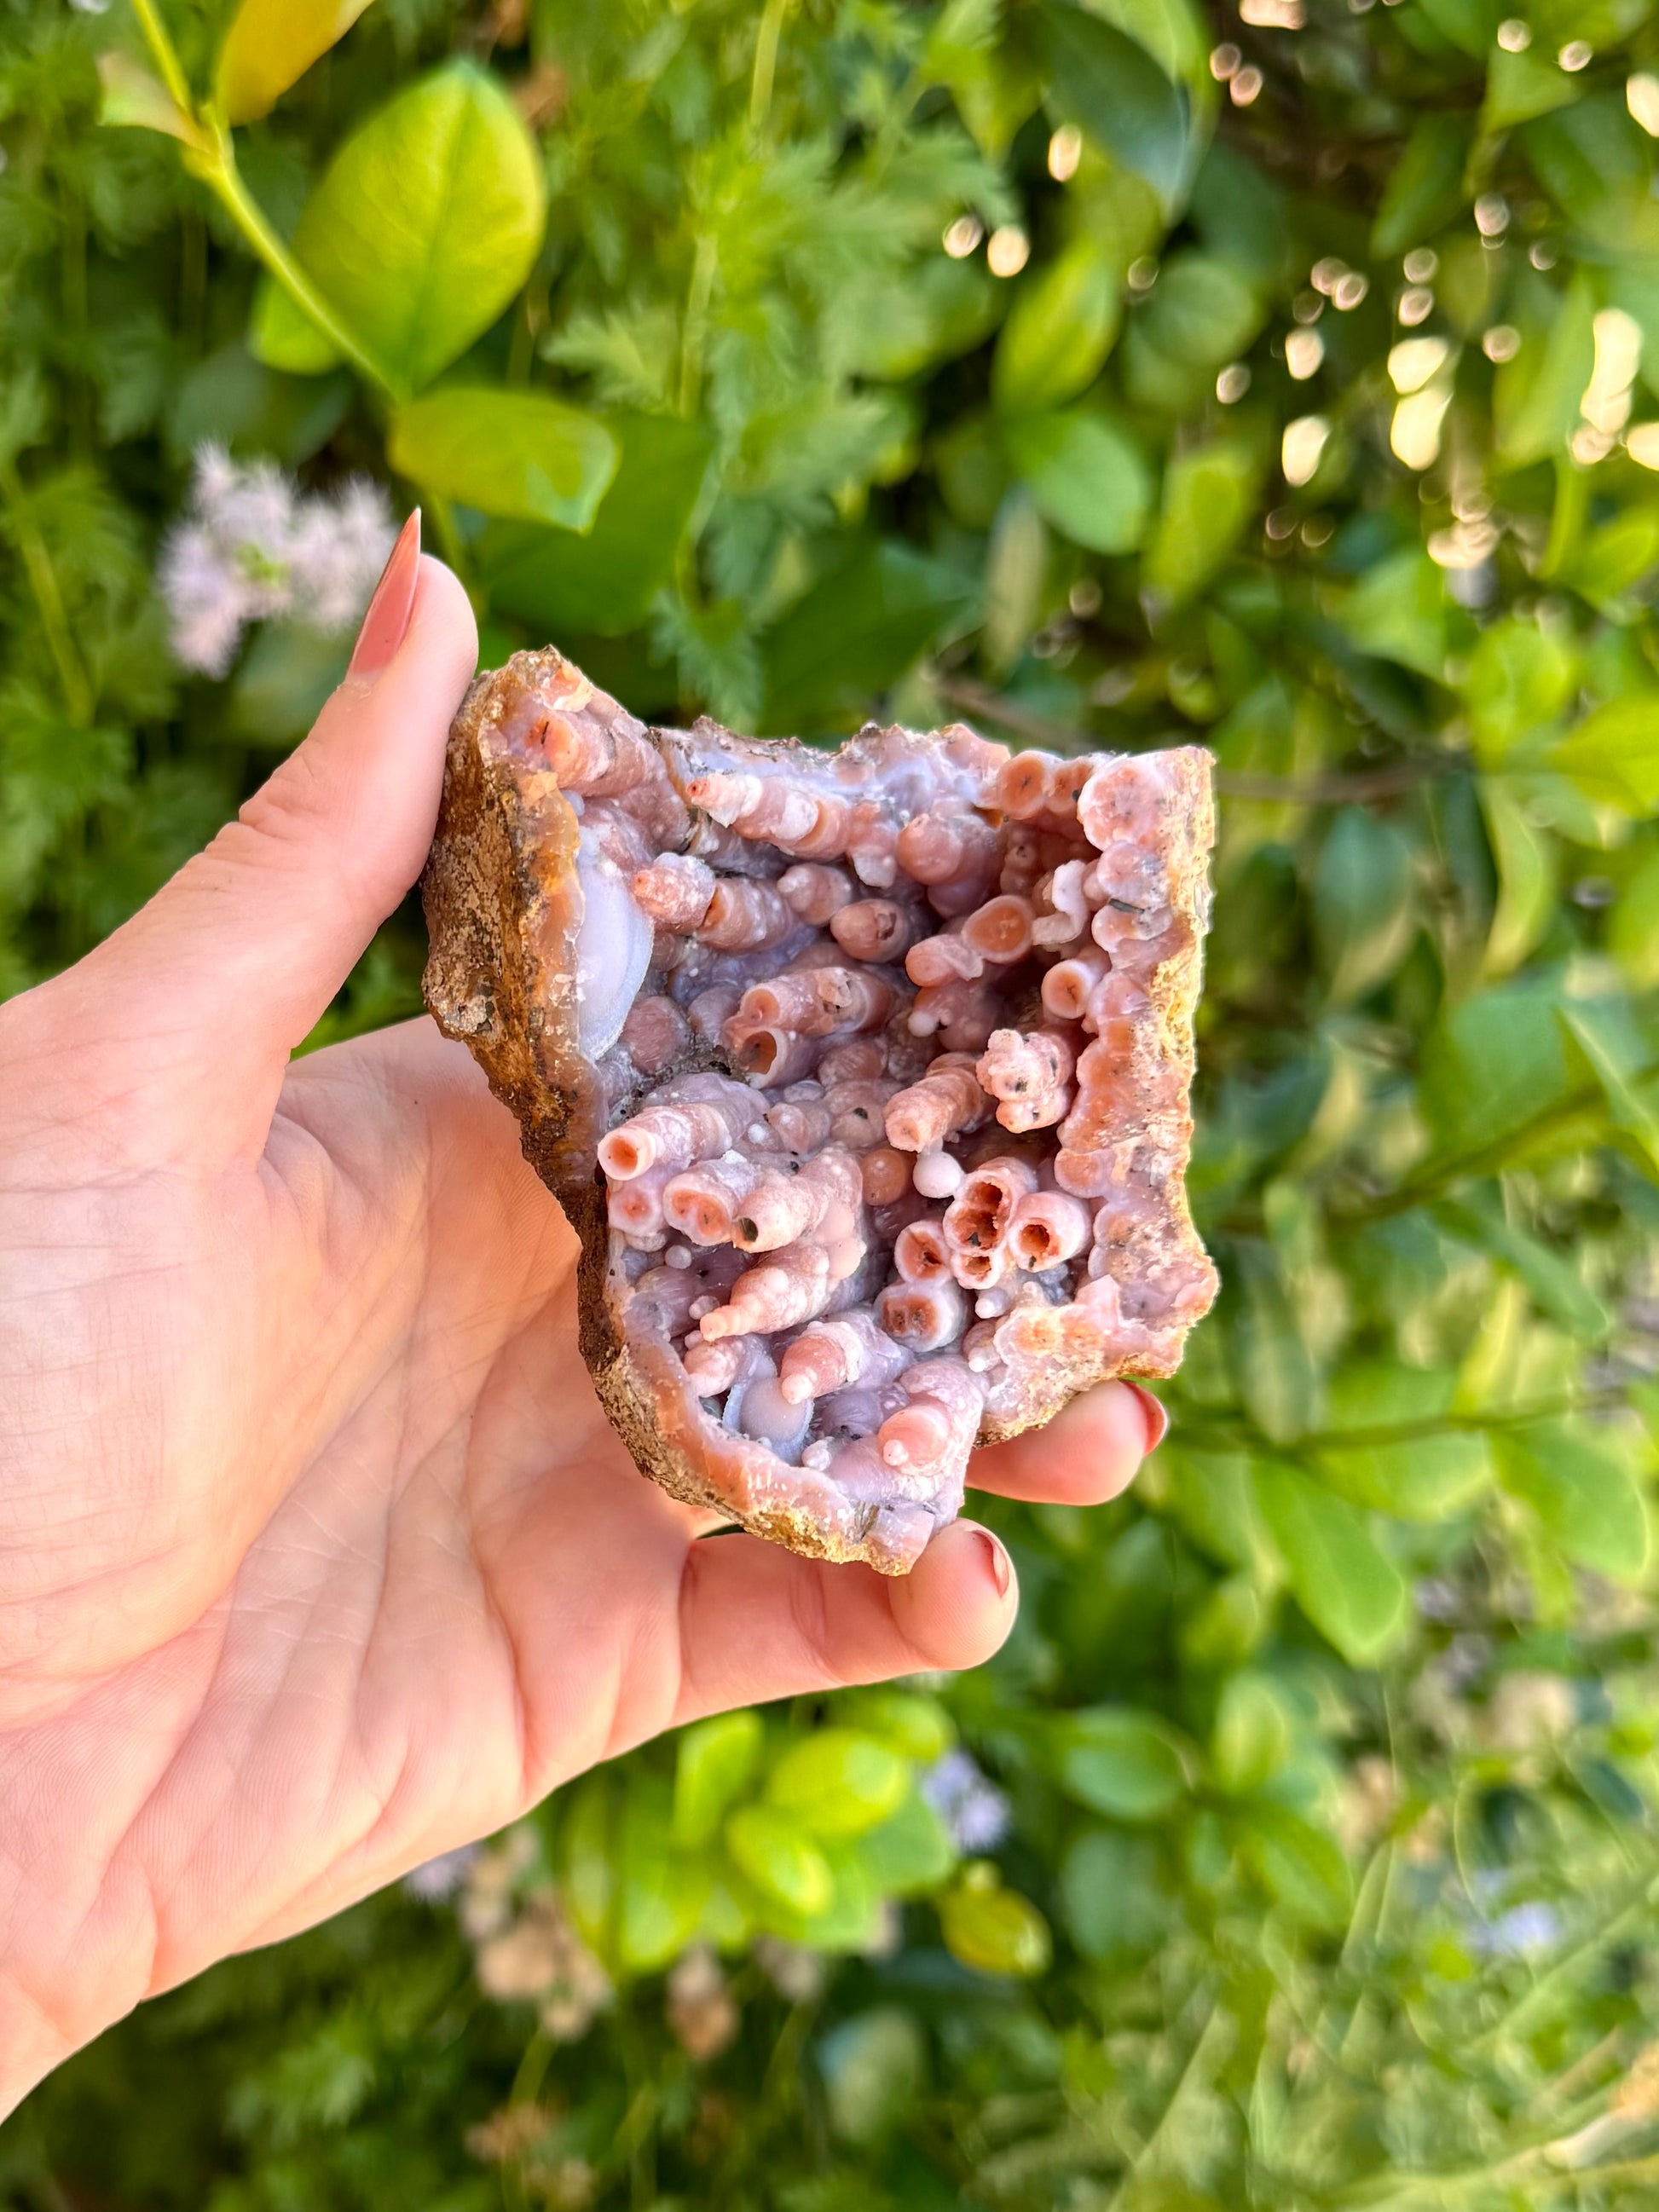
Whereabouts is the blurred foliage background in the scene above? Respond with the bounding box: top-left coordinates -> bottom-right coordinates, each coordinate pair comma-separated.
9,0 -> 1659,2203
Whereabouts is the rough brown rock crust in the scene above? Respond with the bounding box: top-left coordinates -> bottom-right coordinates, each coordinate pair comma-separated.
421,645 -> 1217,1574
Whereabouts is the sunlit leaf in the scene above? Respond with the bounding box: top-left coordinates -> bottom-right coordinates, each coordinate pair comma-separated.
1037,1 -> 1192,213
216,0 -> 378,125
1253,1460 -> 1408,1663
1003,407 -> 1151,553
387,387 -> 618,530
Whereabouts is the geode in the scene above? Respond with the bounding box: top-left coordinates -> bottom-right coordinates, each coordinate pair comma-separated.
421,647 -> 1218,1574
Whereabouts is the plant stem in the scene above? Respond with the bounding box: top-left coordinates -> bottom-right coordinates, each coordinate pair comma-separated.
127,0 -> 403,401
0,458 -> 94,726
677,233 -> 718,419
749,0 -> 792,134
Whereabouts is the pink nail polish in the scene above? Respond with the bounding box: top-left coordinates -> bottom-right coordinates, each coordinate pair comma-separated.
978,1528 -> 1012,1597
1124,1382 -> 1170,1456
348,510 -> 421,679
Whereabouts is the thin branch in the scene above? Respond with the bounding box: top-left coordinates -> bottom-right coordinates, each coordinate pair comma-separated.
934,677 -> 1467,806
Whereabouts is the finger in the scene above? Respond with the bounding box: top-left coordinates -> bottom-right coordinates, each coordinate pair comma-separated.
670,1516 -> 1016,1725
53,526 -> 478,1166
966,1379 -> 1163,1505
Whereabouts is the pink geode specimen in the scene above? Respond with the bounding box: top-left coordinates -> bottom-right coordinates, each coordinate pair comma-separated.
420,647 -> 1217,1574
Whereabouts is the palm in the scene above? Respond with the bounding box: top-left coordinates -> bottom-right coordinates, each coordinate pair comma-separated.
0,556 -> 1151,2110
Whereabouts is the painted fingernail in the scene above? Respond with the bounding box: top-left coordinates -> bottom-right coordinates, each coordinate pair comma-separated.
348,509 -> 421,679
977,1528 -> 1012,1597
1125,1382 -> 1170,1455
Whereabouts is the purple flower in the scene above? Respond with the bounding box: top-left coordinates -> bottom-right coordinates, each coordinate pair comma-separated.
922,1748 -> 1011,1854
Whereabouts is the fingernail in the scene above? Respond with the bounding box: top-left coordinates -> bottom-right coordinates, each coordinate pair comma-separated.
1125,1382 -> 1170,1456
977,1529 -> 1012,1598
348,509 -> 421,679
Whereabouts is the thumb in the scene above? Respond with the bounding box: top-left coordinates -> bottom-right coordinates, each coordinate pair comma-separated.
66,515 -> 479,1164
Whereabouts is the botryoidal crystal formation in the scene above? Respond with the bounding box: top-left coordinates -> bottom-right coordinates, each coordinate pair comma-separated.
422,649 -> 1218,1574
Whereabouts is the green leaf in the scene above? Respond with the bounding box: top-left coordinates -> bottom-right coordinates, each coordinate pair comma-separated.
1547,694 -> 1659,815
1227,1239 -> 1318,1447
1418,0 -> 1498,56
1437,1193 -> 1611,1339
1316,1429 -> 1494,1523
1482,42 -> 1580,130
1494,277 -> 1597,471
1144,440 -> 1257,609
285,62 -> 546,394
1313,807 -> 1416,1006
991,238 -> 1121,416
1339,549 -> 1454,680
1060,1830 -> 1174,1958
1037,1 -> 1192,214
1566,508 -> 1659,609
1497,1422 -> 1650,1580
1003,407 -> 1151,554
483,413 -> 710,637
939,1876 -> 1052,1976
1558,999 -> 1659,1170
766,1729 -> 910,1840
1129,251 -> 1262,385
249,276 -> 344,377
725,1805 -> 835,1918
1460,617 -> 1578,761
1211,1672 -> 1294,1795
1240,1804 -> 1354,1929
617,1783 -> 708,1972
1253,1461 -> 1407,1664
95,52 -> 202,147
847,1688 -> 954,1764
853,1792 -> 956,1896
673,1711 -> 763,1851
388,388 -> 617,531
559,1774 -> 614,1951
1373,115 -> 1472,256
228,622 -> 349,746
1479,781 -> 1556,980
1054,1707 -> 1191,1820
761,539 -> 978,732
216,0 -> 378,124
1419,980 -> 1580,1160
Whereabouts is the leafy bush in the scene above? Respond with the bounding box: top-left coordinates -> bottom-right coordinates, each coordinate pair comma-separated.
8,0 -> 1659,2203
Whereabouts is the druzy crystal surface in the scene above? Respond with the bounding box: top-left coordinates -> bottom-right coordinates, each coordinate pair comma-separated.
421,648 -> 1218,1574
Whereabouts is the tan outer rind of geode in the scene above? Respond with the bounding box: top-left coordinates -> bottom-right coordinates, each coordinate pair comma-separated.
421,645 -> 1218,1574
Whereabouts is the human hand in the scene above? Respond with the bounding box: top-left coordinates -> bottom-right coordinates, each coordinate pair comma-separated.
0,520 -> 1162,2111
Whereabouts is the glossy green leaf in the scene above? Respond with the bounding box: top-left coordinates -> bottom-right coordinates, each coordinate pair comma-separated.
848,1689 -> 954,1764
283,62 -> 546,394
939,1876 -> 1052,1977
1130,251 -> 1261,380
1547,694 -> 1659,815
1419,980 -> 1579,1159
1418,0 -> 1498,56
387,388 -> 617,531
249,276 -> 344,378
1240,1804 -> 1354,1929
1314,807 -> 1417,1006
1003,407 -> 1151,554
991,239 -> 1120,416
1438,1193 -> 1611,1339
725,1805 -> 835,1919
1340,549 -> 1455,680
1568,509 -> 1659,609
1497,1423 -> 1650,1580
96,52 -> 202,146
673,1711 -> 763,1851
1038,1 -> 1192,214
1144,440 -> 1257,608
1479,781 -> 1556,981
217,0 -> 378,124
1055,1707 -> 1191,1820
1494,278 -> 1597,471
766,1729 -> 910,1840
1373,115 -> 1471,256
1253,1460 -> 1408,1664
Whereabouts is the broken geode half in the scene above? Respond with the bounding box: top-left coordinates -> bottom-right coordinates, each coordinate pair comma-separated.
420,646 -> 1218,1575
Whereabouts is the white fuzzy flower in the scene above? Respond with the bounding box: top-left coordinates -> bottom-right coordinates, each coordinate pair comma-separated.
158,445 -> 398,677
